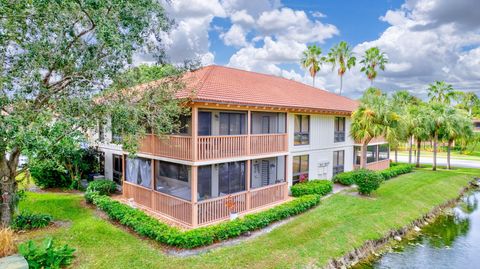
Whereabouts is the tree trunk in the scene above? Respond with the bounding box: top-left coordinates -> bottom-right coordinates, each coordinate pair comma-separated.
433,131 -> 438,171
447,139 -> 453,170
339,75 -> 343,96
395,149 -> 398,162
0,151 -> 20,228
416,139 -> 421,168
408,135 -> 413,163
312,75 -> 315,87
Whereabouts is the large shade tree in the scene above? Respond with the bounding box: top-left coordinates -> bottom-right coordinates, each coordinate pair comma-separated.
300,44 -> 323,87
350,88 -> 399,169
360,47 -> 388,86
326,41 -> 356,96
0,1 -> 188,227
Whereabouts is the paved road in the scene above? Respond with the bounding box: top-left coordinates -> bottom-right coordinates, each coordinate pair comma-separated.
393,155 -> 480,169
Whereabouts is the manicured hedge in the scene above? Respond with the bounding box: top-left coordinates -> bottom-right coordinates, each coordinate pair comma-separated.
87,180 -> 117,195
378,163 -> 414,180
333,170 -> 362,186
291,180 -> 333,197
87,192 -> 321,249
333,163 -> 414,186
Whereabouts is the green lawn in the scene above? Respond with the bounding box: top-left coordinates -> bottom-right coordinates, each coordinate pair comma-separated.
18,167 -> 479,269
393,150 -> 480,161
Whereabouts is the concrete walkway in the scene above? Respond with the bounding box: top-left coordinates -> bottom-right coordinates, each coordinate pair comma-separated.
393,155 -> 480,169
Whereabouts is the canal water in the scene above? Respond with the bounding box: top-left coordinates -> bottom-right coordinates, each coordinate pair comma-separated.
355,190 -> 480,269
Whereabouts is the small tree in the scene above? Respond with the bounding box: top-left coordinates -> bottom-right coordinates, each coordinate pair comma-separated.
440,108 -> 473,169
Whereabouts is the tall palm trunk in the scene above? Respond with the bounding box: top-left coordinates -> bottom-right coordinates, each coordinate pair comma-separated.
433,131 -> 438,171
408,135 -> 413,163
447,139 -> 453,170
339,75 -> 343,96
416,139 -> 421,168
394,149 -> 398,162
312,75 -> 315,87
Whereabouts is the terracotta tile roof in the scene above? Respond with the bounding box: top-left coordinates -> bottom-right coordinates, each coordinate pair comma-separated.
178,65 -> 358,114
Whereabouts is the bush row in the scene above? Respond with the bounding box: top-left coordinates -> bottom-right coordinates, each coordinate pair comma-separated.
333,163 -> 414,186
87,192 -> 321,249
377,163 -> 414,180
291,179 -> 333,197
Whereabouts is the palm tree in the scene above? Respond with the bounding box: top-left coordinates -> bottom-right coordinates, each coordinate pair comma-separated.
441,108 -> 473,169
300,45 -> 323,87
427,81 -> 457,105
350,88 -> 399,168
456,91 -> 480,116
326,41 -> 356,95
410,105 -> 433,168
392,90 -> 418,163
360,47 -> 388,86
428,102 -> 450,171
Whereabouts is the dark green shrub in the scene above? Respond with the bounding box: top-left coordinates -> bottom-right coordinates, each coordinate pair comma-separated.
291,180 -> 333,197
19,238 -> 75,269
11,212 -> 53,231
355,169 -> 383,195
29,159 -> 71,189
333,170 -> 361,185
86,180 -> 117,196
378,163 -> 414,180
88,192 -> 321,249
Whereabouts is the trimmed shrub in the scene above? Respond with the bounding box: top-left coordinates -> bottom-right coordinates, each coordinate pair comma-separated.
88,192 -> 321,249
291,180 -> 333,197
355,169 -> 383,195
86,180 -> 117,196
12,212 -> 53,231
378,163 -> 414,180
0,228 -> 16,258
19,238 -> 75,269
333,170 -> 361,186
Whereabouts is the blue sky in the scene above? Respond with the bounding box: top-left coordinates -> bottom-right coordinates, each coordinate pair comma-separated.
154,0 -> 480,98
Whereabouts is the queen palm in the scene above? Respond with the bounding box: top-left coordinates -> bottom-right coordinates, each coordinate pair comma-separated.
428,102 -> 450,171
360,47 -> 388,86
457,92 -> 479,116
391,90 -> 418,162
410,104 -> 433,168
300,44 -> 323,87
427,81 -> 457,105
441,108 -> 473,169
351,88 -> 399,168
326,41 -> 356,95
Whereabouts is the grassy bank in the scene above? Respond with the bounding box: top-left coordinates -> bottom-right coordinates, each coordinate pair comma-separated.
18,167 -> 478,268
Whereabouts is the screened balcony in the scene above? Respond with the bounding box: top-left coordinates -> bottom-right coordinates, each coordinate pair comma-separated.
138,109 -> 288,161
122,156 -> 288,227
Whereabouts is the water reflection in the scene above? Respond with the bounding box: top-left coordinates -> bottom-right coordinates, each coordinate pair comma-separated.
355,191 -> 480,269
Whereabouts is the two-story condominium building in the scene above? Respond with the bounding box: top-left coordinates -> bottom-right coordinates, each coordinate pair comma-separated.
94,65 -> 389,228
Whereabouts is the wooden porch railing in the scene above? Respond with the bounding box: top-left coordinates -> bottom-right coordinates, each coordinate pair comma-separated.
152,191 -> 192,225
250,182 -> 287,209
139,134 -> 192,161
197,191 -> 248,225
124,181 -> 288,227
123,182 -> 152,208
197,135 -> 248,160
250,134 -> 287,155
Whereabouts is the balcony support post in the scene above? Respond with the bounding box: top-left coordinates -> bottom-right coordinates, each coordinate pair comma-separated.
246,159 -> 251,210
192,105 -> 198,162
247,110 -> 251,155
191,165 -> 198,227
